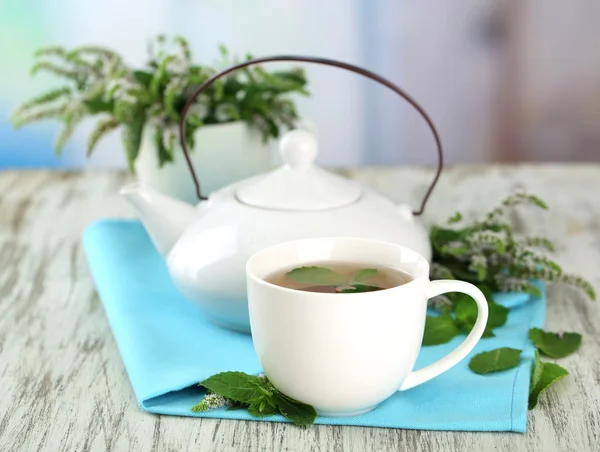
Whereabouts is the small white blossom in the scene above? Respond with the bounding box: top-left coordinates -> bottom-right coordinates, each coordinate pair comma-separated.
430,263 -> 454,280
445,241 -> 464,250
495,275 -> 528,292
192,392 -> 231,412
469,254 -> 487,270
429,295 -> 452,312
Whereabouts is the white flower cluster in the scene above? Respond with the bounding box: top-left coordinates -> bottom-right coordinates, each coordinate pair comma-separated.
468,254 -> 487,273
467,230 -> 507,253
106,78 -> 139,104
430,263 -> 454,280
495,275 -> 528,292
192,392 -> 231,412
429,294 -> 453,311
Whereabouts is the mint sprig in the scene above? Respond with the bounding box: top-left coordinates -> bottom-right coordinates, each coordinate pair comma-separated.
425,192 -> 593,411
192,372 -> 317,426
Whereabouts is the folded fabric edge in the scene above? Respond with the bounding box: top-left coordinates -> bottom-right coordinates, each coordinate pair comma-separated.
81,222 -> 165,403
508,280 -> 547,433
140,383 -> 208,409
141,401 -> 519,432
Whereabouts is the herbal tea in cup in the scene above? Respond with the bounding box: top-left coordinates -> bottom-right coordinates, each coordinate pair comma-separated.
265,261 -> 413,293
246,237 -> 489,417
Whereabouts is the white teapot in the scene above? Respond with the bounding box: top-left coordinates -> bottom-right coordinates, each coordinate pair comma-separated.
120,55 -> 444,333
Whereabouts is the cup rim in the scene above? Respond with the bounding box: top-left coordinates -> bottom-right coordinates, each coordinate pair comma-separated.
246,236 -> 430,297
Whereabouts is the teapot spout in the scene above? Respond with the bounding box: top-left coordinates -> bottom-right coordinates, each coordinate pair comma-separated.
120,182 -> 196,256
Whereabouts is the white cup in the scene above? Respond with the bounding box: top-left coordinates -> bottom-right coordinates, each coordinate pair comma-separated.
246,237 -> 489,417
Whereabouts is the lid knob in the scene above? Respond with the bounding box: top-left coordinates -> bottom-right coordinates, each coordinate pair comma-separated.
235,127 -> 361,211
280,129 -> 318,169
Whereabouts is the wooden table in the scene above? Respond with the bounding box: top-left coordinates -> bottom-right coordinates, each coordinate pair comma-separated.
1,164 -> 599,452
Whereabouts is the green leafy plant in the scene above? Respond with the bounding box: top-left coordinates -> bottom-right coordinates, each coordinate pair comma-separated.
430,192 -> 595,301
427,192 -> 594,342
10,35 -> 310,171
191,371 -> 316,426
426,192 -> 594,410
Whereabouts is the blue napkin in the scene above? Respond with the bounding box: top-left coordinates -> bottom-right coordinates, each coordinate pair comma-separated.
83,219 -> 546,432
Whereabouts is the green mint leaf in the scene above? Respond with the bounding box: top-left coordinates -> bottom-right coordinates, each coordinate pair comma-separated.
422,314 -> 461,345
454,294 -> 508,338
339,284 -> 383,293
272,391 -> 317,426
248,397 -> 278,418
530,350 -> 543,394
529,194 -> 549,209
528,328 -> 582,358
447,212 -> 463,224
285,266 -> 346,286
200,371 -> 264,404
468,347 -> 522,374
454,296 -> 477,328
487,301 -> 509,329
226,401 -> 248,411
528,361 -> 569,409
434,259 -> 481,284
352,268 -> 378,283
132,70 -> 153,87
481,329 -> 496,338
476,284 -> 496,304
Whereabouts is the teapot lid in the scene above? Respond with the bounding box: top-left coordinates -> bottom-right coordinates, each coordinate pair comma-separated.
236,130 -> 362,211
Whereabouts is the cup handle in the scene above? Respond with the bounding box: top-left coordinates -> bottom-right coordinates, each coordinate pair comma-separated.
399,280 -> 489,391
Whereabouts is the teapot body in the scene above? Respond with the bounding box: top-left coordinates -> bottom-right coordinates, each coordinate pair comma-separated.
150,56 -> 445,333
166,184 -> 431,333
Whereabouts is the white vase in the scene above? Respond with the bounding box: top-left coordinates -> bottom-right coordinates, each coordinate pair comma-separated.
134,121 -> 276,204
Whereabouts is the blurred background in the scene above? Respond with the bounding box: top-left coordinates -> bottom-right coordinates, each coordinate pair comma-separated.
1,0 -> 598,171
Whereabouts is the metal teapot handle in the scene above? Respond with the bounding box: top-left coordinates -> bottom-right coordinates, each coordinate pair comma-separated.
178,55 -> 443,216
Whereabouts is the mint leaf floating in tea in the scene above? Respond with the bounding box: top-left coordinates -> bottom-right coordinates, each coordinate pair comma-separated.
468,347 -> 521,374
338,284 -> 385,293
284,266 -> 388,293
285,266 -> 346,286
352,268 -> 379,283
422,314 -> 461,345
528,360 -> 569,409
528,328 -> 582,358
